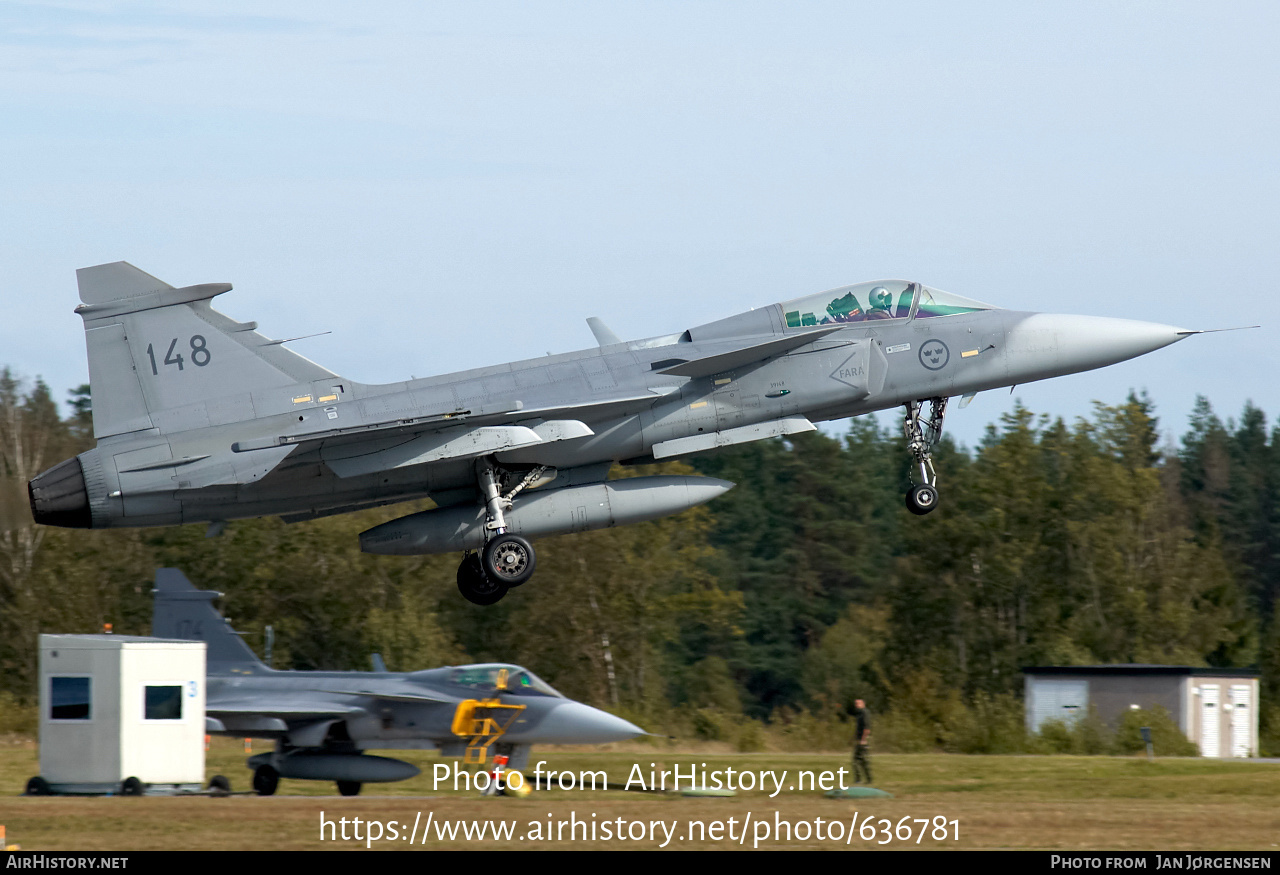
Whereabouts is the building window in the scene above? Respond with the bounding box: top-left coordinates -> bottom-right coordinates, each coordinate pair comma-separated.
50,676 -> 91,720
144,685 -> 182,720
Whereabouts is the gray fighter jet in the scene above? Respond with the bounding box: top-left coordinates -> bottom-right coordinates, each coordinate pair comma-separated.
152,568 -> 642,795
32,264 -> 1209,603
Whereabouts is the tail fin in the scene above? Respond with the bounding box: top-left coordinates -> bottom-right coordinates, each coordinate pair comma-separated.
75,262 -> 339,439
151,567 -> 267,672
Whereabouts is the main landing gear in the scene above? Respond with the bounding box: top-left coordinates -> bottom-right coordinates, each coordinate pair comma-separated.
455,460 -> 542,606
903,397 -> 947,515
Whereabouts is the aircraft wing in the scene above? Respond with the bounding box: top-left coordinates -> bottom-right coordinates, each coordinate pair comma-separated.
310,687 -> 458,705
192,328 -> 846,490
222,390 -> 680,484
654,326 -> 845,378
206,700 -> 366,719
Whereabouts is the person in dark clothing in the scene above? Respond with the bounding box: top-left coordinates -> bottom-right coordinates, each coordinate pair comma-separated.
851,699 -> 872,784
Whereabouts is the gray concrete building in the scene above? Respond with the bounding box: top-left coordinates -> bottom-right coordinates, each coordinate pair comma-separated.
1022,665 -> 1260,758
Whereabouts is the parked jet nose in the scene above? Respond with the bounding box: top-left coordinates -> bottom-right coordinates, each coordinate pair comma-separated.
519,701 -> 645,744
1003,313 -> 1191,385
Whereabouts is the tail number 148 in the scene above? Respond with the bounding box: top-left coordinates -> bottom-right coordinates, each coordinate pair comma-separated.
146,335 -> 212,374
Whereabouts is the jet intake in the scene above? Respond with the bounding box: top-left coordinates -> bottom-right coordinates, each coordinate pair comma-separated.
28,456 -> 92,529
359,474 -> 733,556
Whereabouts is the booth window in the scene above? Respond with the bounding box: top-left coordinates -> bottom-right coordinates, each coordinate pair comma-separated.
50,676 -> 91,720
145,685 -> 182,720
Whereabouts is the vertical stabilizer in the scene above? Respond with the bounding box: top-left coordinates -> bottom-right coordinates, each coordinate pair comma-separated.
151,568 -> 266,672
74,262 -> 339,439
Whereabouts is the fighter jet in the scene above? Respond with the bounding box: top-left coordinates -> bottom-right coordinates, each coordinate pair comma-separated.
152,568 -> 642,796
31,263 -> 1209,604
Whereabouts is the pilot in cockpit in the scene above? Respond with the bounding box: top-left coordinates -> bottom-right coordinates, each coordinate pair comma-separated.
864,286 -> 895,319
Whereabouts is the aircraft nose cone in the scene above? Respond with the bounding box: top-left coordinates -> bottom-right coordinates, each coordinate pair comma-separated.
1004,313 -> 1190,382
518,701 -> 645,744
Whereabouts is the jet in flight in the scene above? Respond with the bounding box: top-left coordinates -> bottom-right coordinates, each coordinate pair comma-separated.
30,263 -> 1209,603
151,568 -> 642,795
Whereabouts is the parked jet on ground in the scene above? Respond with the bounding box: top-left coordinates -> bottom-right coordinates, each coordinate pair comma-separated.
32,263 -> 1210,603
152,568 -> 641,795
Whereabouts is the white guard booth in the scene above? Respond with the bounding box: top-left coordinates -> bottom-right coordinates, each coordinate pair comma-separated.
36,634 -> 207,795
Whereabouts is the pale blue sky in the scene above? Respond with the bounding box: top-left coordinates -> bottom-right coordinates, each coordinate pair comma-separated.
3,1 -> 1277,448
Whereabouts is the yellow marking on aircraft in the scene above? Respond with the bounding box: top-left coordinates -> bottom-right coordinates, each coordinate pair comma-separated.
961,349 -> 980,358
292,395 -> 313,403
690,401 -> 708,409
317,394 -> 338,403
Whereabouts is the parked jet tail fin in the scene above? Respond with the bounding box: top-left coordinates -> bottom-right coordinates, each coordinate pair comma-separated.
74,262 -> 338,439
151,567 -> 267,672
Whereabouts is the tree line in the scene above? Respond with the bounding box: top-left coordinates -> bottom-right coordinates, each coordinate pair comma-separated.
2,369 -> 1276,751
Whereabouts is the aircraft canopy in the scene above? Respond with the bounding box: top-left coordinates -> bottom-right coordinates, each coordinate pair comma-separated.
449,663 -> 565,698
780,281 -> 994,328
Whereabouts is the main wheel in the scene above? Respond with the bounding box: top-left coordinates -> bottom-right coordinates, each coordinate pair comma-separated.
120,776 -> 144,796
253,764 -> 279,796
208,775 -> 231,795
337,780 -> 362,797
25,776 -> 51,796
905,484 -> 939,515
457,553 -> 508,606
482,534 -> 536,587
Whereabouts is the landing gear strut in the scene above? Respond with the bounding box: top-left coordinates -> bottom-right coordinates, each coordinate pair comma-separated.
455,460 -> 543,605
903,397 -> 947,515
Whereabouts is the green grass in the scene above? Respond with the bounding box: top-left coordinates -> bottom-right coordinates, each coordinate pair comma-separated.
2,738 -> 1278,850
3,737 -> 1278,799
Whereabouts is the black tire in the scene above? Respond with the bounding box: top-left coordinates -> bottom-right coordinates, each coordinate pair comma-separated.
208,775 -> 231,795
457,553 -> 508,606
337,781 -> 362,797
905,484 -> 939,515
120,776 -> 144,796
481,534 -> 536,587
25,776 -> 51,796
253,765 -> 279,797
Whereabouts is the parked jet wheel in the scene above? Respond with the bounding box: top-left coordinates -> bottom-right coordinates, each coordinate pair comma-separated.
482,534 -> 536,587
253,764 -> 279,796
120,776 -> 144,796
905,484 -> 939,515
337,781 -> 362,797
25,776 -> 51,796
208,775 -> 231,795
457,553 -> 508,606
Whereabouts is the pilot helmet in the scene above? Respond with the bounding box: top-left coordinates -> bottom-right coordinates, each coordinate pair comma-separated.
870,286 -> 892,310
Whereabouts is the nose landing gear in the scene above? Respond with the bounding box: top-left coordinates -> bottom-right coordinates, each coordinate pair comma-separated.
903,397 -> 947,516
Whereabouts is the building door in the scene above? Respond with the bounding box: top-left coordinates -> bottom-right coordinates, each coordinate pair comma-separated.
1200,684 -> 1220,758
1030,679 -> 1088,731
1230,685 -> 1252,758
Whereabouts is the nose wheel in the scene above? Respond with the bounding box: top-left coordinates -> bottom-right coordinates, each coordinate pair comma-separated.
903,397 -> 946,515
906,483 -> 938,515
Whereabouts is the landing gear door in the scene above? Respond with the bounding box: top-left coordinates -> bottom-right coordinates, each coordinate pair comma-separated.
866,340 -> 888,397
